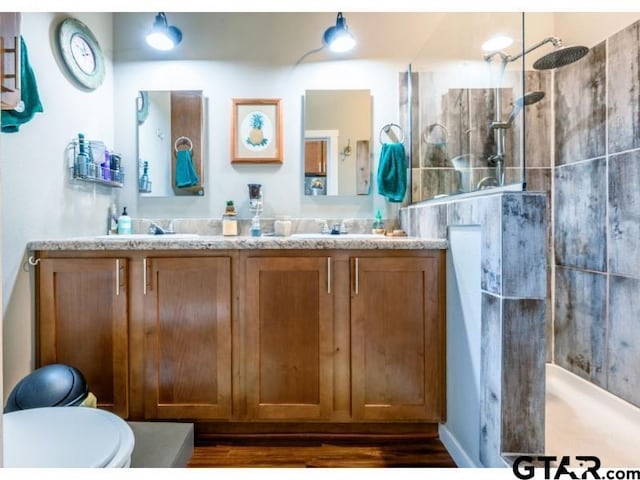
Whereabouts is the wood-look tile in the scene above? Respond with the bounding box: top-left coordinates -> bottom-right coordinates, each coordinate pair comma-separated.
420,168 -> 457,199
607,20 -> 640,155
501,298 -> 546,455
554,266 -> 607,387
554,41 -> 606,166
515,70 -> 552,168
608,150 -> 640,279
607,275 -> 640,408
554,158 -> 607,271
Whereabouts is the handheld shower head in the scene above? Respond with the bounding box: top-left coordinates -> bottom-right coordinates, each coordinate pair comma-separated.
493,91 -> 546,129
533,45 -> 589,70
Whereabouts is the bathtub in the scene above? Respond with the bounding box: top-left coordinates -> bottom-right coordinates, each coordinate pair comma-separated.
546,363 -> 640,467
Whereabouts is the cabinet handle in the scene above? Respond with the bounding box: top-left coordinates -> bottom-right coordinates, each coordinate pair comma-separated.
327,257 -> 331,294
143,258 -> 148,295
115,259 -> 120,296
355,257 -> 359,295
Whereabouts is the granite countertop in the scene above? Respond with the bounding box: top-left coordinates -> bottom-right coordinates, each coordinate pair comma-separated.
28,234 -> 447,251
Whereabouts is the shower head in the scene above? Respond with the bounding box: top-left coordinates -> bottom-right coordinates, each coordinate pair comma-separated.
492,91 -> 546,129
516,90 -> 546,107
533,45 -> 589,70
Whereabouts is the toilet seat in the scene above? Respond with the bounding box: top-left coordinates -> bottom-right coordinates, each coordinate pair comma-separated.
3,407 -> 135,467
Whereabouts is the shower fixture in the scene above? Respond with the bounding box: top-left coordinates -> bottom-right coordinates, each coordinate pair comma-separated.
482,36 -> 589,188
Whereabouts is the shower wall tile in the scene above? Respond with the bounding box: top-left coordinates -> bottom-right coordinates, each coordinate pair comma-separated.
468,88 -> 497,169
554,158 -> 607,271
516,71 -> 552,168
607,20 -> 640,155
445,88 -> 470,164
415,203 -> 447,239
607,275 -> 640,408
502,193 -> 547,299
608,150 -> 640,279
554,41 -> 606,166
411,168 -> 421,202
480,292 -> 503,467
420,168 -> 457,199
554,266 -> 607,387
501,298 -> 546,454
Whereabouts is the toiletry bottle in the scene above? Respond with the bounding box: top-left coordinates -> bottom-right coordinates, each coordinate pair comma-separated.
117,207 -> 132,234
139,161 -> 150,192
372,210 -> 385,235
222,200 -> 238,236
250,214 -> 262,237
76,133 -> 89,178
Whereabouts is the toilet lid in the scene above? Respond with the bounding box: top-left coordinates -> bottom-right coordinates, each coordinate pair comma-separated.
3,407 -> 126,467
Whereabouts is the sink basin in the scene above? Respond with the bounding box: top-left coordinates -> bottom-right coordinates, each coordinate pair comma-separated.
290,233 -> 383,239
94,234 -> 200,240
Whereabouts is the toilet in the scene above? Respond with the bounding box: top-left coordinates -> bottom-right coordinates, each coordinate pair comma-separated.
3,406 -> 135,467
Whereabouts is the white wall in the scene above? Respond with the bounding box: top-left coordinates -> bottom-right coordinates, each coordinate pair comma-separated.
114,59 -> 408,221
1,12 -> 115,397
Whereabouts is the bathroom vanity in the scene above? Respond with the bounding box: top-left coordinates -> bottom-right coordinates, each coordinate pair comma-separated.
30,235 -> 447,436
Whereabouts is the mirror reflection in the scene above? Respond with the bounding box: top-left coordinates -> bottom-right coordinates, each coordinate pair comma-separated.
303,89 -> 372,196
136,90 -> 205,197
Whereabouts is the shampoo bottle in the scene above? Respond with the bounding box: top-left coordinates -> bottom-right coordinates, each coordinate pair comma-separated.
372,210 -> 385,235
117,207 -> 132,234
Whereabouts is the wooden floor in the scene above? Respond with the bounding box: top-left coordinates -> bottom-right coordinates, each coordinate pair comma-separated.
188,438 -> 457,468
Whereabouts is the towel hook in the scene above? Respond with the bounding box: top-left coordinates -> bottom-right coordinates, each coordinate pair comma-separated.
174,136 -> 193,153
379,123 -> 405,145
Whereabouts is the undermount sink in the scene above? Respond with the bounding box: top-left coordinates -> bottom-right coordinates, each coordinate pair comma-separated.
94,233 -> 200,240
290,233 -> 383,239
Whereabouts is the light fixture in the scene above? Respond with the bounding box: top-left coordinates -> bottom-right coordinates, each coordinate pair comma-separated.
481,34 -> 513,52
146,12 -> 182,51
322,12 -> 356,53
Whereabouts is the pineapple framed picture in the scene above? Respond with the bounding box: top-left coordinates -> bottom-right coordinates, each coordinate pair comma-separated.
231,98 -> 283,164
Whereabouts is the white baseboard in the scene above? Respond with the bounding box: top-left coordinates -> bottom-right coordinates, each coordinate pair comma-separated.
438,424 -> 482,468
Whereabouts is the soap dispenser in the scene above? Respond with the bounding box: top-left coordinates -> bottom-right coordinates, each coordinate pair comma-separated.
117,207 -> 132,234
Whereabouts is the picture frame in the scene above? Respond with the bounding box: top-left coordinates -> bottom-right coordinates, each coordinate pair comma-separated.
231,98 -> 283,164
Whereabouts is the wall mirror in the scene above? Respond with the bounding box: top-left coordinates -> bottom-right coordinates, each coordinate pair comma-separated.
136,90 -> 205,197
303,89 -> 372,196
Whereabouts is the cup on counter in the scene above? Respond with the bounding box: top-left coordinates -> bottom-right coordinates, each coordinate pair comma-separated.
274,216 -> 292,236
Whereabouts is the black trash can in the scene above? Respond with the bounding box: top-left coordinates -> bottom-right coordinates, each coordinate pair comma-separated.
4,364 -> 89,413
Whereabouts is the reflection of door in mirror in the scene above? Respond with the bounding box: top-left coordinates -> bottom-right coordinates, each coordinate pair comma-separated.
136,90 -> 204,197
303,90 -> 372,197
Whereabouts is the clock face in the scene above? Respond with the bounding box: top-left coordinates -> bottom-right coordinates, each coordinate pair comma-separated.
70,34 -> 96,74
57,18 -> 105,90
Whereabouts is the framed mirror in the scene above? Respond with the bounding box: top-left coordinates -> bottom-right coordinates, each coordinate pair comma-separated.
136,90 -> 205,197
303,89 -> 372,196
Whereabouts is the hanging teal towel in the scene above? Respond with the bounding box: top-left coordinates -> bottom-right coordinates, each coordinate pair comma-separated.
175,149 -> 200,188
1,36 -> 44,133
377,143 -> 407,202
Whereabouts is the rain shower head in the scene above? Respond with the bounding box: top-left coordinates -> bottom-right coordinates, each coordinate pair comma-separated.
533,45 -> 589,70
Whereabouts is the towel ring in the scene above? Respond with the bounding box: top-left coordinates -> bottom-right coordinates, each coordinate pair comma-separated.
379,123 -> 405,145
422,123 -> 448,146
174,136 -> 193,153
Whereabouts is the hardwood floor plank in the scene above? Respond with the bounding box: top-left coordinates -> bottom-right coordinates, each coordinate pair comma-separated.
188,440 -> 456,468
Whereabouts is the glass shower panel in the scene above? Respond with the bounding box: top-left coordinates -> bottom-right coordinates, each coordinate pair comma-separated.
404,12 -> 526,203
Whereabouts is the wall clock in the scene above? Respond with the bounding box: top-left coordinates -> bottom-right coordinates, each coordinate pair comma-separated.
56,17 -> 105,91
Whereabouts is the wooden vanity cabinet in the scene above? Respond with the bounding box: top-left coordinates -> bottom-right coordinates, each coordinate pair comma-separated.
141,256 -> 232,420
36,257 -> 129,417
243,254 -> 333,420
350,252 -> 446,422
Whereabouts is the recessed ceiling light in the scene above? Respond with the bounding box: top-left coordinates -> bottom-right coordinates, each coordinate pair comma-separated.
481,35 -> 513,52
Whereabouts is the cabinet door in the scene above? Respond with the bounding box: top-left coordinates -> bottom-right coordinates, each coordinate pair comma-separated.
245,256 -> 333,420
37,258 -> 129,417
143,257 -> 232,419
351,254 -> 445,421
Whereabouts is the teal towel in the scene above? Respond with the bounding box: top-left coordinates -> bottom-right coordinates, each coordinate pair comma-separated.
1,36 -> 43,133
175,149 -> 200,188
377,143 -> 407,202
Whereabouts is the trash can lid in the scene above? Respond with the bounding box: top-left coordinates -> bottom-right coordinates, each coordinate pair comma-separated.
4,364 -> 88,413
